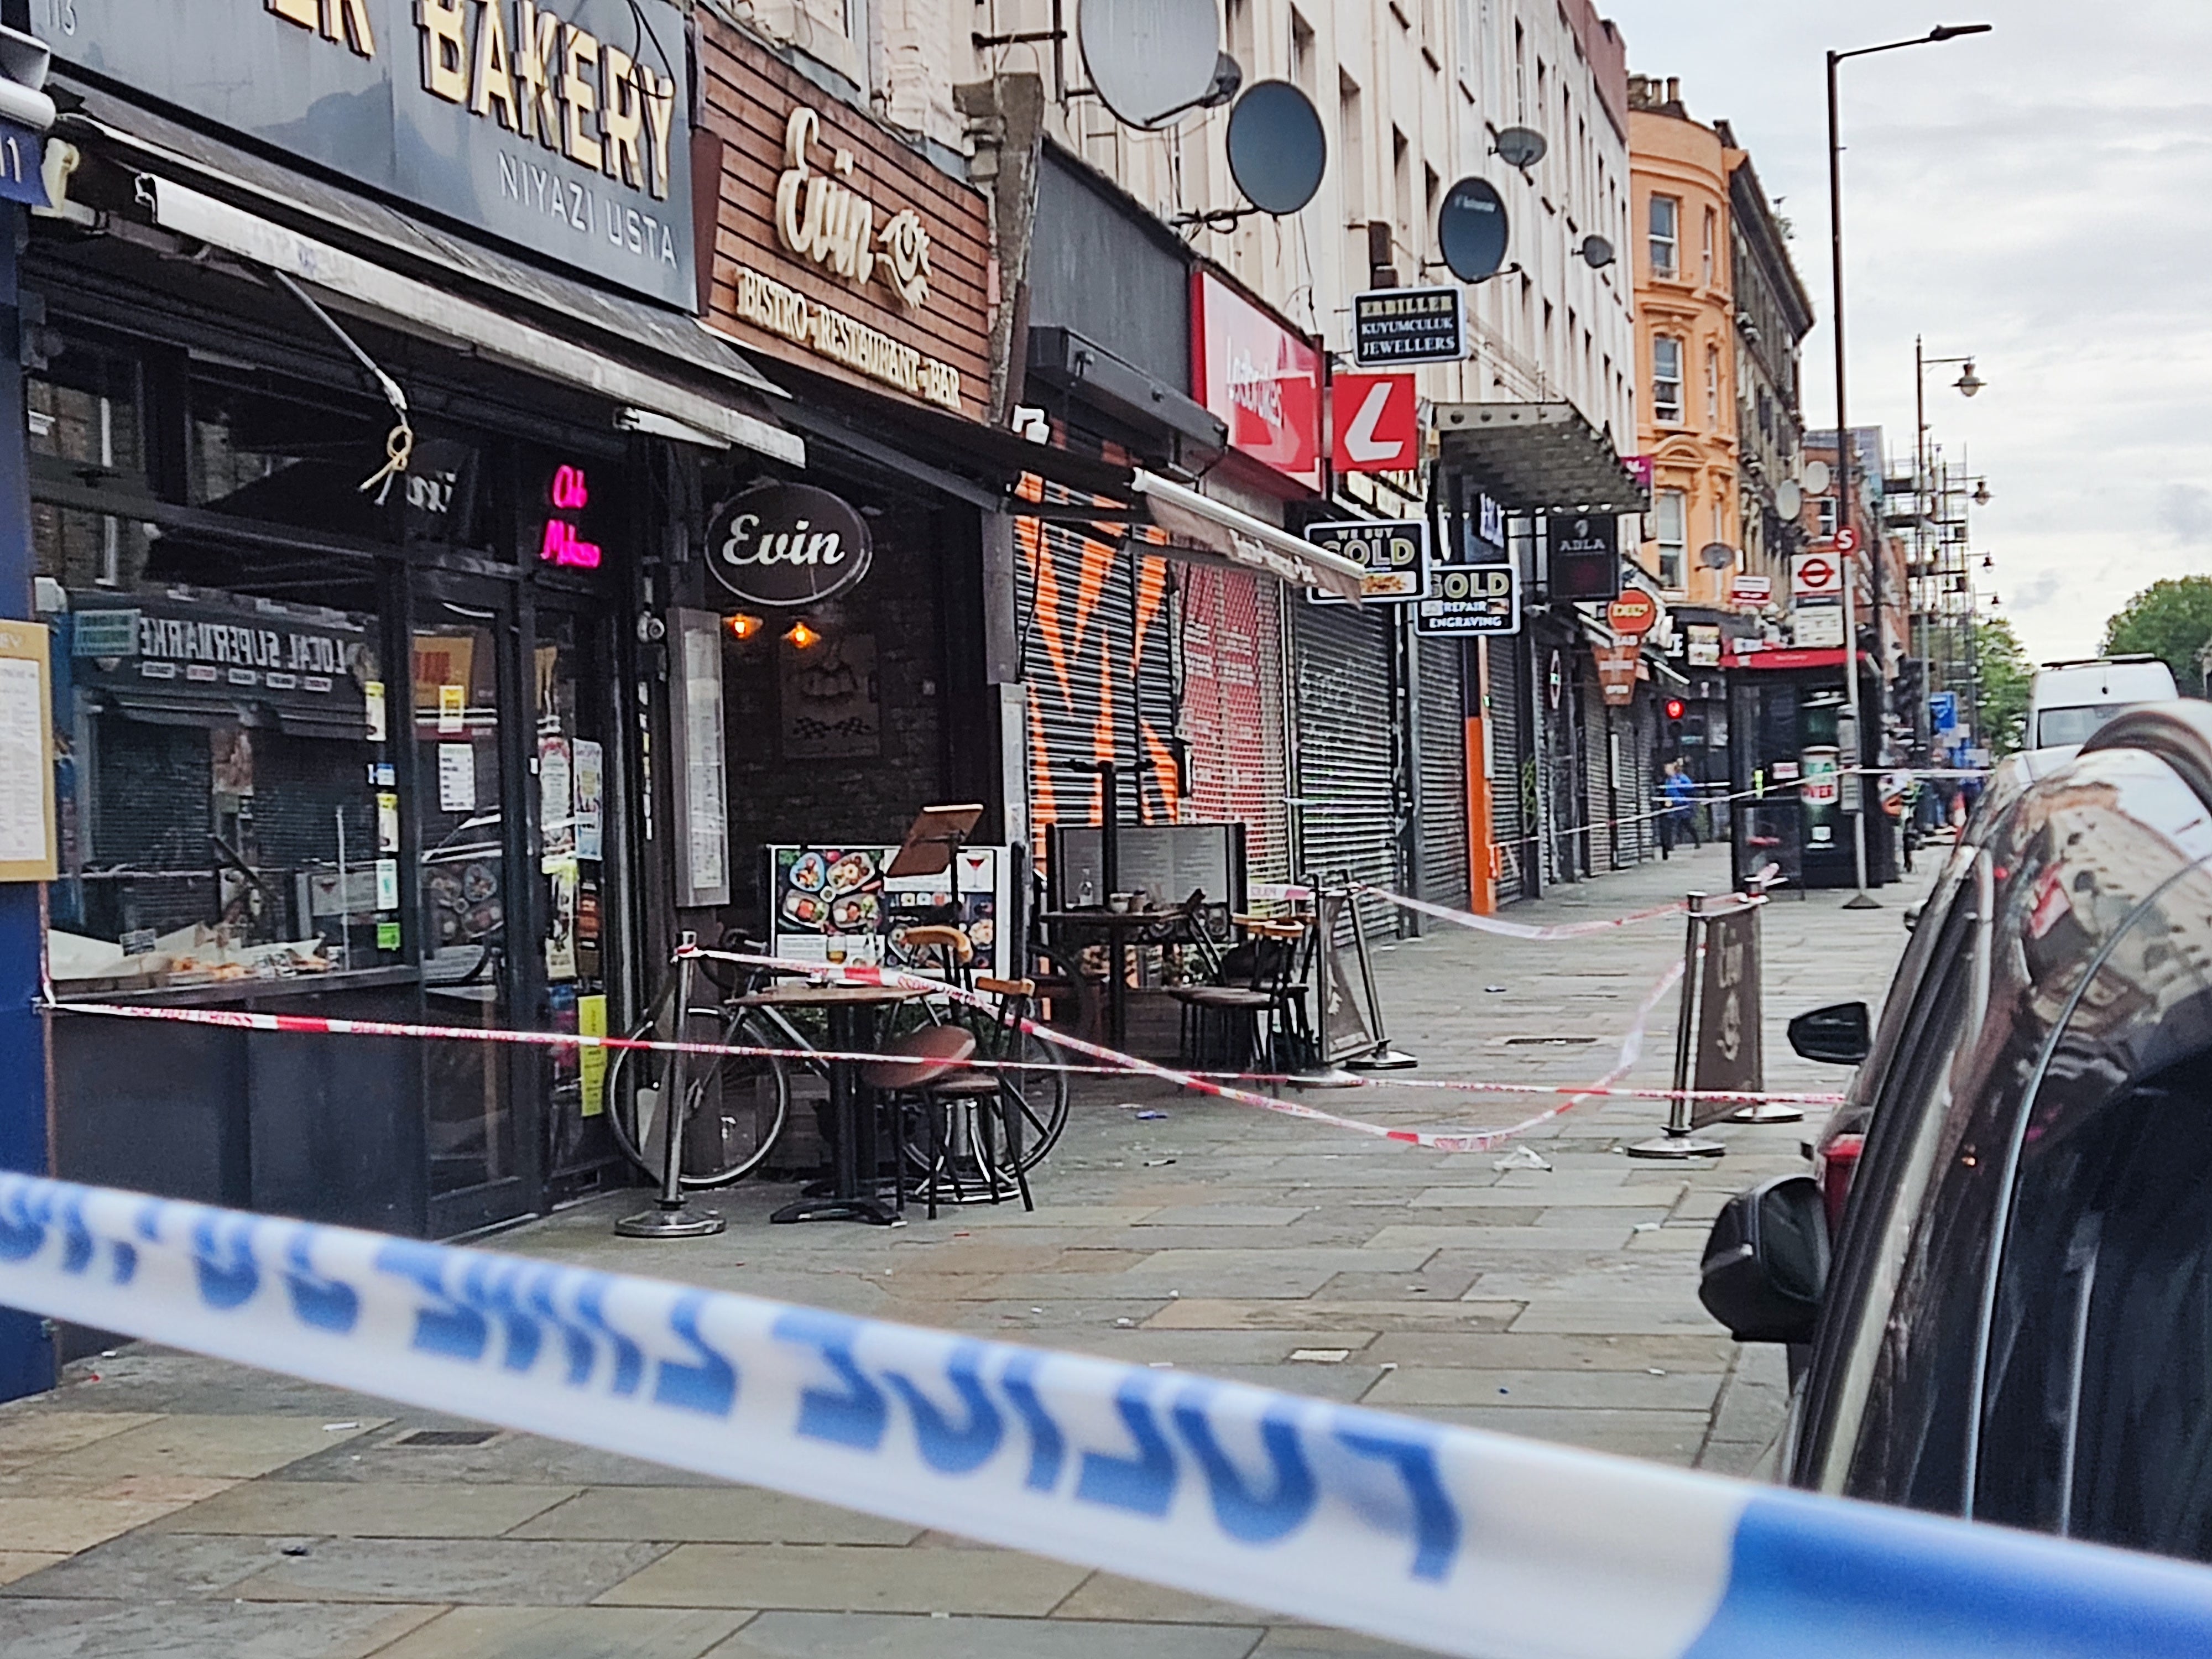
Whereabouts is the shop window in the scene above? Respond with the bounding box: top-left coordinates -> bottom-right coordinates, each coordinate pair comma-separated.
1652,335 -> 1684,423
35,362 -> 405,994
1655,489 -> 1688,591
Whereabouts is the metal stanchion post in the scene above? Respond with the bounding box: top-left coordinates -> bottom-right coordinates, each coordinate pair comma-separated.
1344,893 -> 1417,1071
617,934 -> 726,1238
1629,894 -> 1727,1159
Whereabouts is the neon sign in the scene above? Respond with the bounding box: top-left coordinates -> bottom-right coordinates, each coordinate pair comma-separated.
539,464 -> 602,569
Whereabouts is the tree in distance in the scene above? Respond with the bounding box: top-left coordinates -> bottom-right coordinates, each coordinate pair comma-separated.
2102,576 -> 2212,697
1977,617 -> 2032,756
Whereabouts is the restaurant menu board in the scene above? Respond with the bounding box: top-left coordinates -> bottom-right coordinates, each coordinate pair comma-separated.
1047,822 -> 1247,914
768,844 -> 1010,980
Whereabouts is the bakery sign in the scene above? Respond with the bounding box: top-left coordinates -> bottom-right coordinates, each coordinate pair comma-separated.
699,16 -> 990,421
49,0 -> 694,307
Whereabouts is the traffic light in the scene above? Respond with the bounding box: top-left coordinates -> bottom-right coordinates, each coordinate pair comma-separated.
1665,697 -> 1687,721
1665,697 -> 1686,759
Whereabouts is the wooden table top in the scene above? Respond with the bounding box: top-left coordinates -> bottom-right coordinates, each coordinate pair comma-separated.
737,982 -> 925,1008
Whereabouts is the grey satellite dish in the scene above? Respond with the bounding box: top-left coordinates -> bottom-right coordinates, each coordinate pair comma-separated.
1802,459 -> 1832,495
1700,542 -> 1736,571
1438,176 -> 1510,282
1579,234 -> 1615,269
1202,51 -> 1242,108
1079,0 -> 1223,129
1226,81 -> 1326,215
1773,478 -> 1804,519
1495,126 -> 1548,169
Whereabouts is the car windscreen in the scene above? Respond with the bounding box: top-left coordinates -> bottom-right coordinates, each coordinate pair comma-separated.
2038,703 -> 2127,749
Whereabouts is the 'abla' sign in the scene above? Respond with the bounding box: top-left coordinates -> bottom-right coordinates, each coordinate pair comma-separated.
52,0 -> 693,307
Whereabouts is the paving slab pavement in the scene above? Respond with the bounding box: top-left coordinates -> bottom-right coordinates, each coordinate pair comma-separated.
0,843 -> 1934,1656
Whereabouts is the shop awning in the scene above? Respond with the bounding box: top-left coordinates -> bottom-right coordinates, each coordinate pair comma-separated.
65,88 -> 802,467
1432,403 -> 1647,515
1130,472 -> 1367,601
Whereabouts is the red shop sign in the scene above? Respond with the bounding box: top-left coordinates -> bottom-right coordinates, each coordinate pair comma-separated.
1191,270 -> 1322,494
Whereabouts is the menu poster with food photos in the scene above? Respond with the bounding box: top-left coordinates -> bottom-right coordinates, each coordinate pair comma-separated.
766,844 -> 1009,980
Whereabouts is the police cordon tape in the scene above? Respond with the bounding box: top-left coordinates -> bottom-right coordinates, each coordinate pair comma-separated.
2,1171 -> 2208,1658
702,946 -> 1685,1154
50,997 -> 1844,1112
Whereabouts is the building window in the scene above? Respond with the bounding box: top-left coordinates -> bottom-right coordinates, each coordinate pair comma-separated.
1705,343 -> 1721,427
1702,206 -> 1717,286
1649,194 -> 1679,276
1655,489 -> 1688,590
1652,335 -> 1684,423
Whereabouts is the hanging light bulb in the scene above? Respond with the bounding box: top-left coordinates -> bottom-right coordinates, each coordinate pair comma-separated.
1973,481 -> 1991,506
783,620 -> 821,649
1981,555 -> 1994,570
725,612 -> 765,640
1955,362 -> 1984,397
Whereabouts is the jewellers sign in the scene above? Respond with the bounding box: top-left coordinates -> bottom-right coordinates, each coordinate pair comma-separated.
50,0 -> 694,307
698,15 -> 990,421
706,483 -> 874,609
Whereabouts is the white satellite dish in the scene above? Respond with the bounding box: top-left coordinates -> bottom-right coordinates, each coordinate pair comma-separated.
1079,0 -> 1222,130
1802,460 -> 1832,495
1774,478 -> 1804,519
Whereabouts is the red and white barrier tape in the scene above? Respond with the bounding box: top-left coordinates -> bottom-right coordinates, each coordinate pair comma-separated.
49,996 -> 1839,1111
700,947 -> 1691,1153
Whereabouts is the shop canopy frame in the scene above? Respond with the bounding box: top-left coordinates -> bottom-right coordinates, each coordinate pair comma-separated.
1431,402 -> 1648,517
65,87 -> 803,468
1011,468 -> 1367,601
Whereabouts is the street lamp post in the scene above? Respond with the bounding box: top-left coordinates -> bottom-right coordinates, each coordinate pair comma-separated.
1913,337 -> 1981,762
1826,22 -> 1991,908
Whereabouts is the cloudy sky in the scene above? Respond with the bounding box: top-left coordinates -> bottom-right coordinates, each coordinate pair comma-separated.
1601,0 -> 2212,665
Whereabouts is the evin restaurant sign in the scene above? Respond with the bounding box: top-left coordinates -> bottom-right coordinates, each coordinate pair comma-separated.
50,0 -> 695,306
697,15 -> 992,423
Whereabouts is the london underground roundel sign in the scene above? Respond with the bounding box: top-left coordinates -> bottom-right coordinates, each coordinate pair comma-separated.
707,483 -> 873,608
1607,591 -> 1658,637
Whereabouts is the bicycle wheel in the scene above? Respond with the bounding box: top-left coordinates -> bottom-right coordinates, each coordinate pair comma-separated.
992,1026 -> 1071,1172
604,1004 -> 791,1188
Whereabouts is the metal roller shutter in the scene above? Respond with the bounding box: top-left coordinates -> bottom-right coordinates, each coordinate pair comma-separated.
1416,633 -> 1469,908
1178,566 -> 1291,886
1016,517 -> 1178,862
1295,602 -> 1402,940
1486,632 -> 1532,902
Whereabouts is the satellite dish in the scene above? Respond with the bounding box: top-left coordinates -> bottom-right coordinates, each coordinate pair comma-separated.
1226,81 -> 1326,215
1201,51 -> 1242,108
1079,0 -> 1222,130
1579,234 -> 1615,269
1494,126 -> 1548,169
1773,478 -> 1804,519
1438,176 -> 1510,282
1802,460 -> 1832,495
1700,542 -> 1736,571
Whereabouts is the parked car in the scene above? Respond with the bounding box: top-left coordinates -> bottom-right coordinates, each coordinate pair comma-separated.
2026,655 -> 2178,752
1701,702 -> 2212,1562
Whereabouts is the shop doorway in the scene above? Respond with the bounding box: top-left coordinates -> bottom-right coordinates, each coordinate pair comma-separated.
414,581 -> 531,1233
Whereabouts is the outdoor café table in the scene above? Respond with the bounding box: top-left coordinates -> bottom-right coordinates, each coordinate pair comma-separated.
1037,907 -> 1193,1051
739,980 -> 924,1225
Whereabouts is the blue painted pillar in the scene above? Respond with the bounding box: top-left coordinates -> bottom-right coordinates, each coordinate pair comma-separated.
0,205 -> 54,1400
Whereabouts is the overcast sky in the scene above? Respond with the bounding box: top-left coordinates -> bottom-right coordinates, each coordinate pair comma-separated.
1601,0 -> 2212,665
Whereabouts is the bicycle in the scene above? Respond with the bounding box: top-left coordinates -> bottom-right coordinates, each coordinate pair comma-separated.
602,931 -> 1074,1192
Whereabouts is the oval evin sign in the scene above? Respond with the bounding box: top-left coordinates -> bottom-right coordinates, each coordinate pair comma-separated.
707,483 -> 873,608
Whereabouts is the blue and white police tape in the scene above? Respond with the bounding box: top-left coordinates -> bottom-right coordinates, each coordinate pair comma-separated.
2,1171 -> 2208,1658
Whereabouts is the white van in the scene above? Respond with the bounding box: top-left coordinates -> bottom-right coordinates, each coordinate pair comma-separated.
2027,656 -> 2179,750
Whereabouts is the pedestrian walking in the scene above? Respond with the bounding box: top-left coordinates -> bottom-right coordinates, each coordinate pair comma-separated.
1659,759 -> 1700,858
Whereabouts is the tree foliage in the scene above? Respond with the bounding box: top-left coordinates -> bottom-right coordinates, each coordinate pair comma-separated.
2101,576 -> 2212,696
1978,617 -> 2032,755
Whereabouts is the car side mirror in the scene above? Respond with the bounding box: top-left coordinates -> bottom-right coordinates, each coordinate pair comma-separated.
1699,1173 -> 1830,1344
1788,1000 -> 1871,1066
